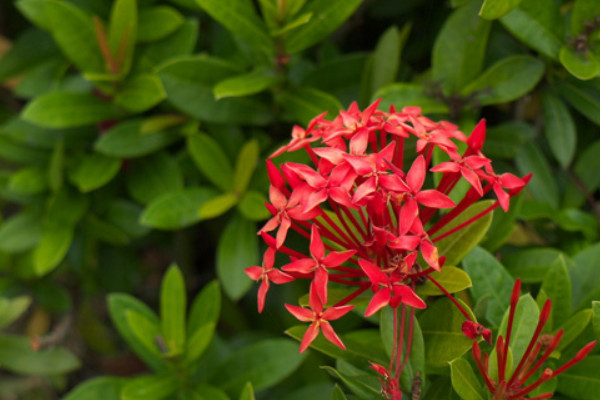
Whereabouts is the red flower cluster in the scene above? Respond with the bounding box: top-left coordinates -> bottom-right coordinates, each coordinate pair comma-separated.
470,279 -> 597,400
246,100 -> 529,396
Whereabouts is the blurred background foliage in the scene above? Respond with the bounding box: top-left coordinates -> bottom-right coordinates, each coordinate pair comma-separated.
0,0 -> 599,398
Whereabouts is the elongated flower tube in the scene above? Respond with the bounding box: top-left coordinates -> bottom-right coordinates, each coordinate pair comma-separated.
247,100 -> 530,398
470,279 -> 597,400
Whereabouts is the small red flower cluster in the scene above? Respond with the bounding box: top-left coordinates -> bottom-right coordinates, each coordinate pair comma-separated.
246,99 -> 529,352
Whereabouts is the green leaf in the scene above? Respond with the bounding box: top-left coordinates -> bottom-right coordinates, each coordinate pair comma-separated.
321,364 -> 380,399
213,67 -> 279,99
137,6 -> 184,42
198,193 -> 239,219
417,266 -> 472,296
63,377 -> 127,400
0,296 -> 31,329
594,301 -> 600,341
186,322 -> 215,364
108,0 -> 137,77
121,374 -> 178,400
498,294 -> 539,366
217,213 -> 258,300
556,309 -> 592,351
239,382 -> 255,400
557,80 -> 600,125
0,334 -> 80,375
105,200 -> 150,239
140,19 -> 198,66
270,12 -> 312,36
516,142 -> 559,209
140,187 -> 219,230
194,0 -> 274,56
559,46 -> 600,80
140,114 -> 188,134
233,139 -> 259,194
8,166 -> 47,194
0,212 -> 41,253
69,153 -> 121,193
22,92 -> 122,128
210,339 -> 305,396
83,214 -> 129,245
284,0 -> 362,53
542,92 -> 576,168
107,293 -> 167,372
48,138 -> 64,192
571,0 -> 600,35
127,152 -> 183,204
187,133 -> 234,192
33,222 -> 73,276
126,310 -> 164,360
237,190 -> 270,221
432,0 -> 491,93
557,356 -> 600,399
541,255 -> 572,328
187,384 -> 230,400
450,358 -> 486,400
463,247 -> 514,326
369,25 -> 406,95
95,119 -> 177,158
188,281 -> 221,336
375,83 -> 449,114
479,0 -> 521,20
114,74 -> 166,112
434,200 -> 494,266
45,0 -> 105,73
331,385 -> 348,400
500,0 -> 561,59
419,297 -> 474,368
158,56 -> 272,125
278,87 -> 342,126
0,28 -> 57,81
160,264 -> 186,356
570,243 -> 600,309
503,248 -> 566,283
46,187 -> 89,226
462,55 -> 544,105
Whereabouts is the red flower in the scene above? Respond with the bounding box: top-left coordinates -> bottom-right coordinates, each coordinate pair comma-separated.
285,286 -> 354,352
245,248 -> 294,313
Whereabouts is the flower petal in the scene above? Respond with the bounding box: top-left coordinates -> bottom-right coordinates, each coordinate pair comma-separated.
320,321 -> 346,350
285,304 -> 314,322
365,287 -> 391,317
299,322 -> 320,353
407,156 -> 426,191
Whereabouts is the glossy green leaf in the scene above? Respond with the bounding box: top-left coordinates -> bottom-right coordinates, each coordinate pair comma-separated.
108,0 -> 137,77
140,114 -> 188,134
432,0 -> 491,92
571,0 -> 600,34
270,12 -> 312,36
321,364 -> 380,399
284,0 -> 362,53
375,83 -> 449,115
593,302 -> 600,341
0,334 -> 80,375
188,281 -> 221,336
22,92 -> 122,128
95,119 -> 177,158
558,80 -> 600,125
0,28 -> 57,81
126,152 -> 183,204
46,187 -> 89,226
69,153 -> 121,193
503,248 -> 567,283
15,0 -> 52,30
331,385 -> 348,400
555,208 -> 599,241
140,187 -> 219,230
210,339 -> 305,396
8,166 -> 47,194
462,55 -> 544,105
369,25 -> 406,94
498,294 -> 539,366
63,377 -> 127,400
556,309 -> 592,351
0,212 -> 41,253
233,139 -> 259,194
0,296 -> 31,329
217,213 -> 257,300
140,19 -> 198,66
500,0 -> 561,59
158,56 -> 272,125
137,6 -> 184,42
434,200 -> 494,267
571,243 -> 600,309
239,382 -> 255,400
198,193 -> 238,219
479,0 -> 521,20
160,264 -> 186,356
194,0 -> 274,55
560,46 -> 600,80
541,255 -> 572,328
463,247 -> 514,326
114,74 -> 166,112
45,0 -> 104,73
542,92 -> 576,168
417,266 -> 472,296
213,67 -> 279,99
187,384 -> 230,400
557,356 -> 600,399
106,200 -> 150,239
121,374 -> 178,400
48,138 -> 64,192
187,133 -> 234,192
419,297 -> 474,368
516,142 -> 559,209
186,322 -> 215,364
83,214 -> 129,245
237,190 -> 270,221
450,358 -> 486,400
126,310 -> 164,360
564,140 -> 600,208
107,293 -> 167,372
278,87 -> 342,126
33,222 -> 73,276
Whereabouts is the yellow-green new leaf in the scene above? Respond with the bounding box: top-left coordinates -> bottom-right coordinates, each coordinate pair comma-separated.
114,74 -> 166,112
417,266 -> 472,296
214,67 -> 279,99
160,264 -> 186,356
33,222 -> 73,276
450,358 -> 487,400
198,193 -> 238,220
233,139 -> 259,194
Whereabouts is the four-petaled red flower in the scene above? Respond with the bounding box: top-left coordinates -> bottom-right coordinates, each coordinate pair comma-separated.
245,247 -> 294,313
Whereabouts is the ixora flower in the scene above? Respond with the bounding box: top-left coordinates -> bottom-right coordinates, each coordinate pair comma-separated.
246,99 -> 530,398
469,279 -> 597,400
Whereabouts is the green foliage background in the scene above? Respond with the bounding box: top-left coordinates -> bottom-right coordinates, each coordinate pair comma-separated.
0,0 -> 599,398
